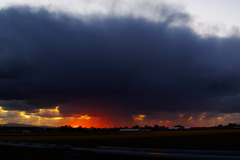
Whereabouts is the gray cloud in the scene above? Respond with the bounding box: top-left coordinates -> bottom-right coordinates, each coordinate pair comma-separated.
0,6 -> 240,118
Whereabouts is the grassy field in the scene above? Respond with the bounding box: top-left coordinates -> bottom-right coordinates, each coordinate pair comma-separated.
0,129 -> 240,151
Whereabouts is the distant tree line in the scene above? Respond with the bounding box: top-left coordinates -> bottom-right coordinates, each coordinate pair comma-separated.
0,123 -> 238,133
58,123 -> 240,132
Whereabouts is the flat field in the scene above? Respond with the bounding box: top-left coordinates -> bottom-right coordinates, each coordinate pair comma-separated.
0,129 -> 239,150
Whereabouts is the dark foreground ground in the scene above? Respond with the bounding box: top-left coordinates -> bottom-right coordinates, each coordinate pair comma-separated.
0,129 -> 240,159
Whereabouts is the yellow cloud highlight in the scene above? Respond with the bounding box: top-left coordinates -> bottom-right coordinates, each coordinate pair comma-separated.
24,115 -> 30,118
199,112 -> 206,121
0,106 -> 9,117
133,114 -> 146,121
38,106 -> 60,116
77,115 -> 91,120
188,116 -> 193,121
217,117 -> 222,120
179,114 -> 184,118
0,107 -> 8,113
20,111 -> 31,119
53,117 -> 63,120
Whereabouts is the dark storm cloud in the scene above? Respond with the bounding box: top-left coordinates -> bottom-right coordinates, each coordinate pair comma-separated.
0,6 -> 240,116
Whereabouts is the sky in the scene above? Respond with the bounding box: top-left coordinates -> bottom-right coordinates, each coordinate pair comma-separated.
0,0 -> 240,128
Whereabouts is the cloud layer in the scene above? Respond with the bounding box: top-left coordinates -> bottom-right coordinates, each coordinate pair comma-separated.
0,5 -> 240,123
0,106 -> 95,127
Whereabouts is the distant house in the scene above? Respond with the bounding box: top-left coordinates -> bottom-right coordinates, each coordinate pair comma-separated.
169,126 -> 191,130
233,125 -> 240,129
169,127 -> 181,130
119,129 -> 140,132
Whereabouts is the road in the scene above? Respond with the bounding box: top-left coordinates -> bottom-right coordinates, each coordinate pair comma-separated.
1,141 -> 240,160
